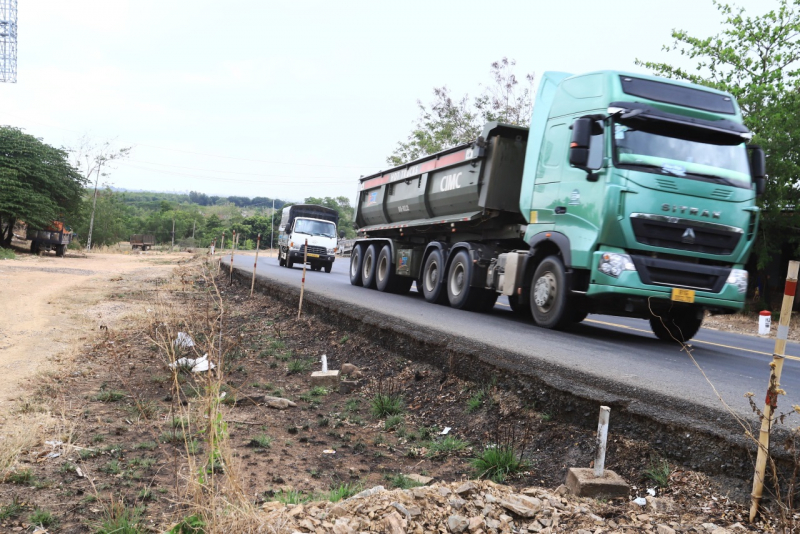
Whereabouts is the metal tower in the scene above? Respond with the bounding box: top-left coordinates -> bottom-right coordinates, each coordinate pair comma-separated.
0,0 -> 16,83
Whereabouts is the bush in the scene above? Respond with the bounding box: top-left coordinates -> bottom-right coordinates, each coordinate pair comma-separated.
371,393 -> 404,418
471,444 -> 530,483
0,247 -> 16,260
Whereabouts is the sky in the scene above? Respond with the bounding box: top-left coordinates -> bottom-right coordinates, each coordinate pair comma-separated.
0,0 -> 771,204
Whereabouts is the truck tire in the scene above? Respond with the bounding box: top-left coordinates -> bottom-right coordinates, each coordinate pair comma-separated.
349,244 -> 364,286
324,263 -> 332,273
649,311 -> 703,342
375,246 -> 395,292
287,256 -> 294,269
530,255 -> 572,329
421,249 -> 448,304
362,244 -> 379,289
279,253 -> 285,267
56,244 -> 66,257
447,249 -> 488,311
30,240 -> 39,253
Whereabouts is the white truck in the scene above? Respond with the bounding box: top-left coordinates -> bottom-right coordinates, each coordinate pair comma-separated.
277,204 -> 340,273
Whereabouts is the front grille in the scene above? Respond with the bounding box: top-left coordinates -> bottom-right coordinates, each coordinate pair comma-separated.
630,255 -> 730,292
630,215 -> 742,255
302,244 -> 327,255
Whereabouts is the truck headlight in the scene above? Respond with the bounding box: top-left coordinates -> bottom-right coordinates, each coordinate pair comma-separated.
290,241 -> 299,250
327,248 -> 335,254
726,269 -> 748,293
598,253 -> 636,278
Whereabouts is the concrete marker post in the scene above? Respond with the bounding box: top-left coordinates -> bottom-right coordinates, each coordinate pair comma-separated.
297,238 -> 308,320
594,406 -> 610,478
250,234 -> 261,297
750,260 -> 799,522
219,232 -> 225,273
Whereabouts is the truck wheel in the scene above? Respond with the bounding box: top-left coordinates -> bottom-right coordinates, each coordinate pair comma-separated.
56,245 -> 66,257
362,244 -> 379,289
324,263 -> 332,273
421,249 -> 448,304
447,250 -> 486,311
530,255 -> 572,329
279,253 -> 285,267
30,240 -> 39,253
287,256 -> 294,269
349,245 -> 364,286
649,311 -> 703,342
375,246 -> 395,292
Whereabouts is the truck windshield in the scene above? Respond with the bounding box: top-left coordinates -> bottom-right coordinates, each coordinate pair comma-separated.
612,122 -> 751,189
293,219 -> 336,238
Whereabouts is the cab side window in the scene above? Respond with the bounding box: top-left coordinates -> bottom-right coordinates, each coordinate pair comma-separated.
586,121 -> 604,170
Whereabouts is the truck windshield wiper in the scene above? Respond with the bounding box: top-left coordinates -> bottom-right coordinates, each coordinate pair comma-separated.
684,172 -> 738,187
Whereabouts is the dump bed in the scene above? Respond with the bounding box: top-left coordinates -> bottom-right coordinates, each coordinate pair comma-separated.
355,123 -> 529,233
130,234 -> 155,246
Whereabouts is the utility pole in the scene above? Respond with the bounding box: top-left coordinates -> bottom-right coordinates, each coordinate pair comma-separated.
171,217 -> 175,252
192,220 -> 196,240
85,166 -> 101,251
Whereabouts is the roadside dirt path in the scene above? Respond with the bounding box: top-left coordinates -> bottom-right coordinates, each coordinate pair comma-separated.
0,250 -> 185,406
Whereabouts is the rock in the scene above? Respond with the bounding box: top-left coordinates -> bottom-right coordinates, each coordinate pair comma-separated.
455,481 -> 477,495
383,510 -> 406,534
448,498 -> 466,510
438,487 -> 452,497
407,474 -> 433,485
340,363 -> 362,377
565,468 -> 630,499
447,514 -> 469,533
349,485 -> 385,500
499,494 -> 542,517
647,496 -> 673,513
657,525 -> 676,534
332,518 -> 354,534
485,517 -> 500,529
391,502 -> 410,520
710,529 -> 731,534
701,523 -> 718,532
262,396 -> 297,409
467,515 -> 484,531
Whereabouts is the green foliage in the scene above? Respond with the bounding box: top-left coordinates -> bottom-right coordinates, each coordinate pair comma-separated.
0,127 -> 86,248
0,247 -> 15,259
28,508 -> 57,528
370,392 -> 404,418
325,482 -> 361,502
93,390 -> 125,403
384,414 -> 404,431
287,359 -> 312,374
168,514 -> 205,534
644,455 -> 671,488
386,473 -> 424,489
248,434 -> 273,449
636,0 -> 800,267
426,436 -> 469,458
94,502 -> 145,534
388,58 -> 535,166
6,469 -> 33,484
471,444 -> 530,483
466,390 -> 485,413
303,196 -> 356,238
0,497 -> 23,520
274,489 -> 309,505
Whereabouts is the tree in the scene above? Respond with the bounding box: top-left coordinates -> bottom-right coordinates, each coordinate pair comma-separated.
73,187 -> 133,247
388,58 -> 535,166
72,136 -> 131,250
0,127 -> 86,248
635,0 -> 800,269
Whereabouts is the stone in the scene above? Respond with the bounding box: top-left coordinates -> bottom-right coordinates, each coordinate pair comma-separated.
332,519 -> 354,534
262,396 -> 297,409
383,510 -> 406,534
407,474 -> 434,485
438,487 -> 452,497
499,494 -> 542,517
468,515 -> 484,531
647,496 -> 672,514
455,481 -> 477,495
311,370 -> 340,387
349,485 -> 384,500
328,504 -> 347,518
340,363 -> 362,377
448,498 -> 467,510
448,514 -> 469,533
657,525 -> 676,534
565,468 -> 630,499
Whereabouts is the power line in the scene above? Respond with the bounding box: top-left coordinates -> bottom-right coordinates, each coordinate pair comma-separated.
120,162 -> 354,185
125,158 -> 357,179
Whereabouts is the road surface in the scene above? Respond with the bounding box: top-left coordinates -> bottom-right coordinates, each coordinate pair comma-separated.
222,252 -> 800,420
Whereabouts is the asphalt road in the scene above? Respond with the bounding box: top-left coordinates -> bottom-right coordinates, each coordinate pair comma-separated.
222,252 -> 800,419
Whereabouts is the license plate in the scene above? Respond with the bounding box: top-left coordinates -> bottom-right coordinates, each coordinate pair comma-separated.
671,288 -> 695,303
306,253 -> 319,258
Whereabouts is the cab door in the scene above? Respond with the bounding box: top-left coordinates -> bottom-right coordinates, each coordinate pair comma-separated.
529,120 -> 569,230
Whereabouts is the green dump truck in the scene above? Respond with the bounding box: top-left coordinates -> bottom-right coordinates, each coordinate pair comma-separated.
349,71 -> 766,342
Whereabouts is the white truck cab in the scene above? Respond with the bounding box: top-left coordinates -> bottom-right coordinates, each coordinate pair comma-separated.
277,204 -> 340,273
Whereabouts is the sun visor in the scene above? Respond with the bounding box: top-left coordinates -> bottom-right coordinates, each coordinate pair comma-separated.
608,101 -> 751,145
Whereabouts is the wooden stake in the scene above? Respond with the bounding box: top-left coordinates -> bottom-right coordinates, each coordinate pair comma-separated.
594,406 -> 610,477
229,230 -> 237,285
750,260 -> 799,522
250,234 -> 261,297
297,238 -> 308,319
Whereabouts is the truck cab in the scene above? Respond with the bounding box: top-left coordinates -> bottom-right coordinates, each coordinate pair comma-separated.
277,204 -> 339,273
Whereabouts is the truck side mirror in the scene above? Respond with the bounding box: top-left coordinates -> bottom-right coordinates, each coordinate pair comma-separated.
748,145 -> 766,196
339,230 -> 345,238
569,118 -> 592,168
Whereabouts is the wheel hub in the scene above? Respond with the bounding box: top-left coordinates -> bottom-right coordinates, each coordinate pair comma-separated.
449,263 -> 465,297
533,272 -> 556,310
425,262 -> 438,293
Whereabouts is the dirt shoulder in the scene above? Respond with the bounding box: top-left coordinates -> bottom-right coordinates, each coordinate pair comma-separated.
0,249 -> 192,405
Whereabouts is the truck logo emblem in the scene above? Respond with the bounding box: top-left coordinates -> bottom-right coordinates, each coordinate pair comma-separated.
682,228 -> 696,244
568,189 -> 581,205
662,204 -> 721,218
